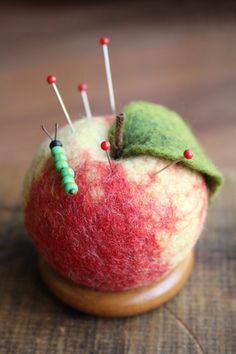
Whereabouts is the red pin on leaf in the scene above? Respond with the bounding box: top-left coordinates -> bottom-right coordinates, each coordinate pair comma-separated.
183,149 -> 193,160
155,149 -> 194,175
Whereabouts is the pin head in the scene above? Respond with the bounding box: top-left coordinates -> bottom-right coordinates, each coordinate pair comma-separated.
78,83 -> 88,92
100,37 -> 110,45
101,141 -> 110,151
47,75 -> 56,84
69,187 -> 78,195
49,140 -> 63,150
184,149 -> 193,159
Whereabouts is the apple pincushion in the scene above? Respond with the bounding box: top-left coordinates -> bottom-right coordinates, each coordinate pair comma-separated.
23,101 -> 223,292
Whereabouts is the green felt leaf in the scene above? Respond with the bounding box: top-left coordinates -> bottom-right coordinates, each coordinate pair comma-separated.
109,101 -> 223,204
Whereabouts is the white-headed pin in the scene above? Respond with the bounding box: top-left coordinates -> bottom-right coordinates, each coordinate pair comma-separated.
78,83 -> 92,119
47,75 -> 75,132
100,37 -> 116,115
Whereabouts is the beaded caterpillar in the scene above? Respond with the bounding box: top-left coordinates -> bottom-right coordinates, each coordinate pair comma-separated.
42,124 -> 78,195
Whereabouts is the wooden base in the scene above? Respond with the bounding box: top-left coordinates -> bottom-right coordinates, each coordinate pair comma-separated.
39,252 -> 193,317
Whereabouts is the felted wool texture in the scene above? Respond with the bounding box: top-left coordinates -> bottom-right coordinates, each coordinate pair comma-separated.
23,116 -> 208,292
109,101 -> 223,204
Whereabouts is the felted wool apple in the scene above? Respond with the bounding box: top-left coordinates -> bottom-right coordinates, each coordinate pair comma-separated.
23,101 -> 223,291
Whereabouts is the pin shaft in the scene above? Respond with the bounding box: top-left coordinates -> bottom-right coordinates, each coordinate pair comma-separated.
81,90 -> 92,119
155,159 -> 183,175
51,83 -> 75,132
106,151 -> 113,172
102,44 -> 116,114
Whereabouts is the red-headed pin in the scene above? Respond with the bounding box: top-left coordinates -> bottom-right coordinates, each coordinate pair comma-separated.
47,75 -> 75,132
183,149 -> 193,159
78,83 -> 92,119
99,37 -> 116,114
100,141 -> 113,172
155,149 -> 193,175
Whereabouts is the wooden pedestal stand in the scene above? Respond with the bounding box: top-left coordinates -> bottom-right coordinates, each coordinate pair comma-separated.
39,252 -> 193,317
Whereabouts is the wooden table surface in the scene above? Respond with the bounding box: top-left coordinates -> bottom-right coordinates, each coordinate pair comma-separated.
1,3 -> 236,353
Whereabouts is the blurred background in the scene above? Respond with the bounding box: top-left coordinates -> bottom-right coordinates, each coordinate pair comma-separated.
1,1 -> 236,203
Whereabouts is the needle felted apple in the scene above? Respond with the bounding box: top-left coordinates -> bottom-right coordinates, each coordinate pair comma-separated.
23,101 -> 223,291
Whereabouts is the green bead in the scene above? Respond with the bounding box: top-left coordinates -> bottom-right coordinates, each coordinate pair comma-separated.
55,160 -> 69,171
61,167 -> 75,177
51,146 -> 65,155
62,175 -> 75,186
64,182 -> 78,195
53,153 -> 67,163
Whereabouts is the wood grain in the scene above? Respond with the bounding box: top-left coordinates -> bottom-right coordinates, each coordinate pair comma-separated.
38,253 -> 193,317
0,3 -> 236,353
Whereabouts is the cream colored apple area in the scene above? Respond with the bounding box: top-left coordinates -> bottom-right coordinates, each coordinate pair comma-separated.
23,115 -> 208,274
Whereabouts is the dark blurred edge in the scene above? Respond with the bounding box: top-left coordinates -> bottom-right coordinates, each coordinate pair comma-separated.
2,0 -> 236,14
